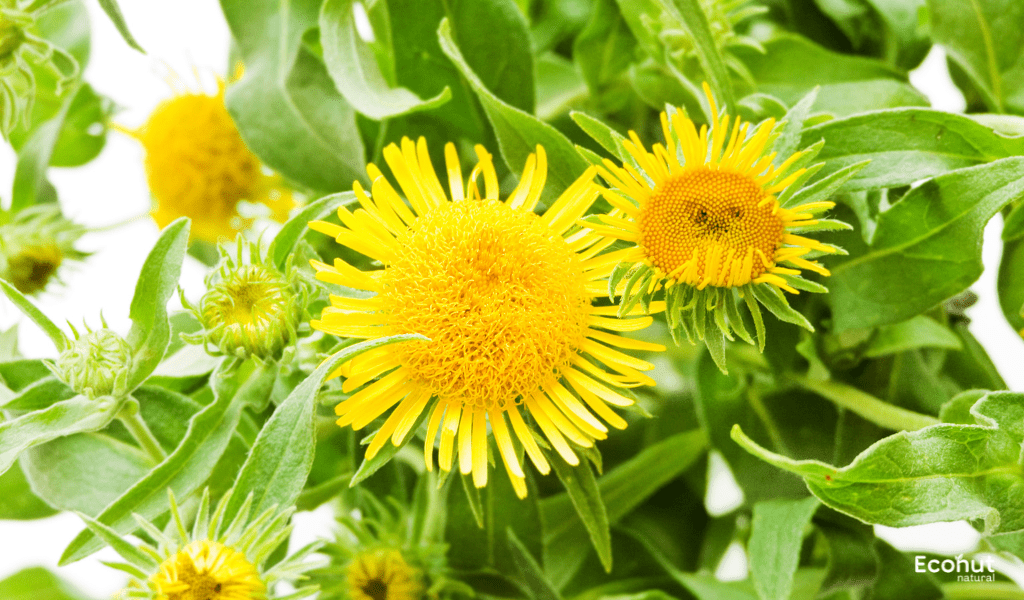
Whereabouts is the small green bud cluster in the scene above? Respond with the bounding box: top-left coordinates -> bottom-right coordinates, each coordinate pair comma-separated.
54,328 -> 134,398
183,239 -> 309,360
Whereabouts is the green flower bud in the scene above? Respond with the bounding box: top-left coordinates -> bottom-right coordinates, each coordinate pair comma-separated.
55,329 -> 134,398
184,240 -> 309,360
0,2 -> 80,138
0,205 -> 88,295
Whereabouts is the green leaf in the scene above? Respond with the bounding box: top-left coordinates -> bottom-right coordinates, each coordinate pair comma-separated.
829,157 -> 1024,330
269,192 -> 355,271
48,84 -> 113,168
125,218 -> 190,391
96,0 -> 144,52
542,430 -> 707,586
998,237 -> 1024,334
319,0 -> 451,120
10,83 -> 80,212
801,109 -> 1024,191
749,284 -> 813,332
734,35 -> 926,117
781,160 -> 870,209
627,529 -> 760,600
225,334 -> 425,522
548,448 -> 613,572
0,567 -> 92,600
0,459 -> 58,520
0,395 -> 120,477
0,280 -> 68,352
1,377 -> 75,412
694,351 -> 823,503
437,18 -> 590,201
348,407 -> 430,487
443,0 -> 536,114
863,315 -> 963,358
748,497 -> 820,600
59,359 -> 265,564
664,0 -> 736,113
571,110 -> 634,165
573,0 -> 636,95
927,0 -> 1024,114
507,528 -> 562,600
1003,201 -> 1024,241
22,433 -> 150,515
870,539 -> 943,600
731,390 -> 1024,533
445,459 -> 545,578
221,0 -> 366,192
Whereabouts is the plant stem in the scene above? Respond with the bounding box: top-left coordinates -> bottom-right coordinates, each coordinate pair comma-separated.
119,409 -> 167,464
791,375 -> 940,432
942,582 -> 1024,599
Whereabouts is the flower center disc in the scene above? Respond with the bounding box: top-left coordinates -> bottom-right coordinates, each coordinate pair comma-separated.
381,199 -> 589,411
639,169 -> 785,284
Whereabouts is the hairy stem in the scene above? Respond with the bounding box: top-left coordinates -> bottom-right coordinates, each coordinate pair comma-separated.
119,406 -> 167,464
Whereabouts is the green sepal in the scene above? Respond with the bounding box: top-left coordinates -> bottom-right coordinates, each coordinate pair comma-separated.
749,283 -> 814,332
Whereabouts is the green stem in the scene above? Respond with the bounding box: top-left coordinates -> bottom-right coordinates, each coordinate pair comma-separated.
791,375 -> 939,432
942,582 -> 1024,599
119,408 -> 167,464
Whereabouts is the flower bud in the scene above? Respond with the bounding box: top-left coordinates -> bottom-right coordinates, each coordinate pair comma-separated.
185,241 -> 308,360
55,329 -> 134,398
0,205 -> 88,294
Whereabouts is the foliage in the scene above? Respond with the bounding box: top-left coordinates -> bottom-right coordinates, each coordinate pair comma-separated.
2,0 -> 1024,599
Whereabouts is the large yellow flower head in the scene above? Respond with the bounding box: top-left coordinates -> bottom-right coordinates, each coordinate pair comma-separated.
127,76 -> 294,243
90,489 -> 320,600
310,137 -> 664,497
585,84 -> 847,371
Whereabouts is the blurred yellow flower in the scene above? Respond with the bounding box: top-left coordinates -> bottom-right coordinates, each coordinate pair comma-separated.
126,76 -> 294,242
346,549 -> 422,600
310,138 -> 663,497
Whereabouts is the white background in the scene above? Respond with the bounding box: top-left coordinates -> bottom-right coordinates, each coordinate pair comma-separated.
1,0 -> 1023,596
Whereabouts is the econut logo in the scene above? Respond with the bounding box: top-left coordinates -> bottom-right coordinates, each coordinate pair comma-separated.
915,555 -> 996,582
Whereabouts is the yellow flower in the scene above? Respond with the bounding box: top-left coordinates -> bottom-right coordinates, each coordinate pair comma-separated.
310,138 -> 664,497
92,489 -> 320,600
346,549 -> 422,600
126,77 -> 294,242
584,83 -> 845,367
152,540 -> 265,600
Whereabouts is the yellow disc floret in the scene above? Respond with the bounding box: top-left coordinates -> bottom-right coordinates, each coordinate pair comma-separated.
382,199 -> 589,412
151,540 -> 266,600
130,81 -> 294,243
640,170 -> 785,288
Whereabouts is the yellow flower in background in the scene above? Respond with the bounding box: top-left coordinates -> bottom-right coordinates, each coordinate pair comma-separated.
345,549 -> 422,600
310,138 -> 664,497
97,489 -> 320,600
152,540 -> 265,600
124,74 -> 294,242
583,83 -> 845,367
